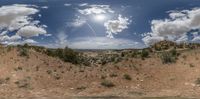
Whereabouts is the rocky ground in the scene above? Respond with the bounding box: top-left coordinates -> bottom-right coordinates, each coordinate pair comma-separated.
0,42 -> 200,98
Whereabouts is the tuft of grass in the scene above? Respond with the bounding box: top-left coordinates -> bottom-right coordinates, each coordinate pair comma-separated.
123,74 -> 132,80
101,80 -> 115,88
109,73 -> 118,78
76,86 -> 86,90
15,77 -> 31,89
195,78 -> 200,85
189,64 -> 195,68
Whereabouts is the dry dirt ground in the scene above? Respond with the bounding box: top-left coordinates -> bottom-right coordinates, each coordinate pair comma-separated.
0,46 -> 200,98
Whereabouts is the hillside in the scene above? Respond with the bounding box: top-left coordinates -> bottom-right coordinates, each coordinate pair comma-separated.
0,42 -> 200,98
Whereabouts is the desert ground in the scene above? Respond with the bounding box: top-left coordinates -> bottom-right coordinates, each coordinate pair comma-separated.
0,41 -> 200,99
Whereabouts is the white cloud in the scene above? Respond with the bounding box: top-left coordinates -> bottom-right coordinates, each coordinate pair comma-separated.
104,15 -> 131,38
16,26 -> 47,38
44,33 -> 52,37
0,31 -> 8,36
38,14 -> 42,17
67,16 -> 86,27
0,4 -> 39,31
142,34 -> 164,46
23,39 -> 38,44
68,37 -> 143,49
175,34 -> 188,43
64,3 -> 72,7
2,39 -> 37,45
41,6 -> 48,9
53,31 -> 69,48
192,36 -> 200,42
143,8 -> 200,45
78,4 -> 114,15
79,3 -> 89,7
0,4 -> 48,45
0,35 -> 21,42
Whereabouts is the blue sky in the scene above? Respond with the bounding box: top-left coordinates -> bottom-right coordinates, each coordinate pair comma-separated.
0,0 -> 200,49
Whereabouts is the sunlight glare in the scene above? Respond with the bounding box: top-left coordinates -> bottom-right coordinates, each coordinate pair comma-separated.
94,14 -> 106,21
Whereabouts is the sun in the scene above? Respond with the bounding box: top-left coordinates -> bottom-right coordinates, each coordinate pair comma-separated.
94,14 -> 106,21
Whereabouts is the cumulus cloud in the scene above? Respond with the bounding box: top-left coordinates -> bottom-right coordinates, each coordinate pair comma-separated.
192,36 -> 200,42
0,4 -> 48,45
142,34 -> 164,46
104,15 -> 131,38
16,26 -> 47,38
78,4 -> 114,15
142,8 -> 200,45
0,4 -> 39,31
68,37 -> 143,49
0,35 -> 21,42
2,39 -> 37,45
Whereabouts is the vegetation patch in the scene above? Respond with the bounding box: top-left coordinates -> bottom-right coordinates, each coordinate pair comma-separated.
101,80 -> 115,88
15,77 -> 31,89
123,74 -> 132,80
160,49 -> 179,64
195,78 -> 200,85
109,73 -> 118,78
18,47 -> 29,57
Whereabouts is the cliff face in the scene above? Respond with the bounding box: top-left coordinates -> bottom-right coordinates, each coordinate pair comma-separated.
0,45 -> 200,98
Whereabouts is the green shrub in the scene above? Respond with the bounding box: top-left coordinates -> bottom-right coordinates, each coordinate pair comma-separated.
109,73 -> 118,77
121,52 -> 125,57
45,47 -> 81,65
101,75 -> 107,79
123,74 -> 132,80
195,78 -> 200,85
160,48 -> 180,64
15,78 -> 31,89
141,50 -> 149,58
170,48 -> 177,56
7,46 -> 13,52
62,47 -> 79,64
19,47 -> 29,57
101,80 -> 115,88
160,52 -> 176,64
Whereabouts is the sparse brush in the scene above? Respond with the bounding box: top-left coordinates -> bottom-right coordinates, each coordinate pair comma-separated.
15,77 -> 31,89
101,75 -> 107,79
160,49 -> 179,64
160,52 -> 176,64
101,80 -> 115,88
109,73 -> 118,77
195,78 -> 200,85
76,86 -> 86,90
19,47 -> 29,57
140,50 -> 149,58
189,64 -> 195,67
123,74 -> 132,80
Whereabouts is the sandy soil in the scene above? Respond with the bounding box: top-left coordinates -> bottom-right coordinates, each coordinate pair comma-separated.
0,46 -> 200,98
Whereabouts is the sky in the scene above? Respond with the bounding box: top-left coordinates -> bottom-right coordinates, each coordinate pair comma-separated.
1,0 -> 200,49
